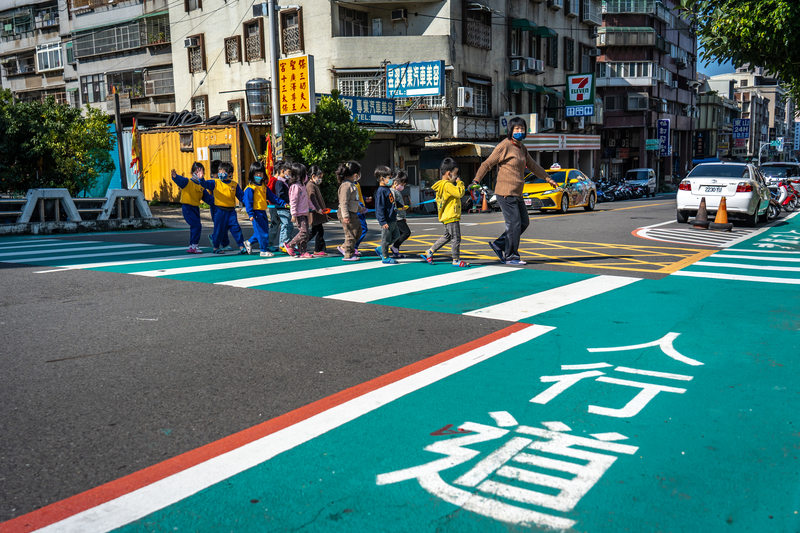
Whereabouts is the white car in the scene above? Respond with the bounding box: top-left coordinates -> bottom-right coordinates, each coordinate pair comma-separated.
625,168 -> 657,197
676,163 -> 770,226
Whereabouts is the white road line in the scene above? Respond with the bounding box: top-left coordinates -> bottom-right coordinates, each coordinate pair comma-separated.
5,247 -> 187,264
35,254 -> 209,274
721,249 -> 800,255
672,271 -> 800,284
0,243 -> 152,258
694,261 -> 800,272
326,265 -> 512,303
464,275 -> 640,322
713,254 -> 800,263
0,238 -> 59,247
639,220 -> 676,229
0,240 -> 95,250
134,256 -> 297,277
721,224 -> 775,248
33,324 -> 554,533
217,259 -> 394,288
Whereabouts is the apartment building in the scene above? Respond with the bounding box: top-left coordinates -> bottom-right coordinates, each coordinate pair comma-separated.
0,0 -> 176,122
595,0 -> 698,184
170,0 -> 604,187
694,88 -> 740,162
0,0 -> 65,103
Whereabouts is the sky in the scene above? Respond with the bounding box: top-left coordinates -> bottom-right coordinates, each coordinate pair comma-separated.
696,45 -> 736,77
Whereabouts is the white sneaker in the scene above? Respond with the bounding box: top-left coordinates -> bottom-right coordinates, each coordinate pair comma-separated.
260,251 -> 275,257
243,240 -> 252,254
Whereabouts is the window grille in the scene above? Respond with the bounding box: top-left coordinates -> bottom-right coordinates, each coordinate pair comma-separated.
282,10 -> 303,52
192,96 -> 207,119
189,46 -> 203,73
210,145 -> 232,163
74,21 -> 141,58
471,83 -> 489,116
144,67 -> 174,96
225,37 -> 240,63
564,38 -> 575,71
244,21 -> 263,61
465,14 -> 491,50
144,15 -> 170,45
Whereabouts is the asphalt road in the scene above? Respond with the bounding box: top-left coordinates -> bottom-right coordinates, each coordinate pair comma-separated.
0,192 -> 789,527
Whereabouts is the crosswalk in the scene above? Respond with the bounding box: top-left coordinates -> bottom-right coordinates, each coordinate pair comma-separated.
0,237 -> 644,323
673,249 -> 800,285
635,223 -> 768,248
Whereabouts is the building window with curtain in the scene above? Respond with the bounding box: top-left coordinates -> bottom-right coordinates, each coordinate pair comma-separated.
338,7 -> 368,36
36,43 -> 62,72
80,74 -> 106,104
466,76 -> 491,116
564,38 -> 575,71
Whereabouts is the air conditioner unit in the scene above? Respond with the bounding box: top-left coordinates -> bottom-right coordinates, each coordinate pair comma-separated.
543,117 -> 555,130
457,86 -> 474,108
252,3 -> 268,17
391,9 -> 407,22
184,37 -> 200,48
510,58 -> 525,74
589,30 -> 598,39
676,59 -> 687,69
588,48 -> 600,57
525,57 -> 544,72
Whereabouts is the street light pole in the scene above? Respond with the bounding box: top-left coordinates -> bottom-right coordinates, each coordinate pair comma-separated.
268,0 -> 281,138
758,141 -> 769,166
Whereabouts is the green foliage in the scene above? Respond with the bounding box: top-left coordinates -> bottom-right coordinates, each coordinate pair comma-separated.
281,91 -> 373,201
0,91 -> 115,195
680,0 -> 800,101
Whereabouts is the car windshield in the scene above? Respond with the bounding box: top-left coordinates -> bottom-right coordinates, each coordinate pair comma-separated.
525,170 -> 567,185
688,165 -> 748,179
626,171 -> 649,181
761,166 -> 798,178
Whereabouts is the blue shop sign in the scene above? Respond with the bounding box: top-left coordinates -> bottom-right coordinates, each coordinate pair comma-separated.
733,118 -> 750,140
386,60 -> 444,98
314,94 -> 395,124
657,119 -> 671,157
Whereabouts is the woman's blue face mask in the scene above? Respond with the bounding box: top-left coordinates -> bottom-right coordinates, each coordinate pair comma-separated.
512,132 -> 527,141
254,176 -> 264,184
218,172 -> 229,180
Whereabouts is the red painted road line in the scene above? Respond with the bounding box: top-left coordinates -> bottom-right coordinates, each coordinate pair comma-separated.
1,322 -> 530,533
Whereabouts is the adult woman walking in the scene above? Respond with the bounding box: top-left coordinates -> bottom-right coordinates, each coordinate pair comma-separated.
471,117 -> 557,265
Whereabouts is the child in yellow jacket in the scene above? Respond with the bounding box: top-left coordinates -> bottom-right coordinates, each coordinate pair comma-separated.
421,158 -> 469,267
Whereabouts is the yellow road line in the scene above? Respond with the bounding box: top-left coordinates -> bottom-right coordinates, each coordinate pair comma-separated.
657,248 -> 718,274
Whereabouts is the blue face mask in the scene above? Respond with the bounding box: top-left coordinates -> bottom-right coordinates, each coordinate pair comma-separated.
254,176 -> 264,184
218,172 -> 229,180
512,132 -> 527,141
386,179 -> 394,187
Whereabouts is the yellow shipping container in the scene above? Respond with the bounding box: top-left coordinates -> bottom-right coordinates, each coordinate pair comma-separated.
139,124 -> 272,202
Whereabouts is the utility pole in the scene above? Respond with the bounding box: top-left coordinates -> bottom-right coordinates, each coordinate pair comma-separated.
114,92 -> 128,190
268,0 -> 281,138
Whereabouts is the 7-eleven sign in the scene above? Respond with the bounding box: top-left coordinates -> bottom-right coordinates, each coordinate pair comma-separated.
566,73 -> 596,117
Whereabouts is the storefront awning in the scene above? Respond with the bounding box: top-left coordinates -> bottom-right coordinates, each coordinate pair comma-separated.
511,19 -> 538,31
507,80 -> 561,97
530,26 -> 557,38
597,26 -> 655,33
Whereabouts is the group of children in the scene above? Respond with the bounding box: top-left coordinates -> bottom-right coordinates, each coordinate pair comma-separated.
171,156 -> 468,266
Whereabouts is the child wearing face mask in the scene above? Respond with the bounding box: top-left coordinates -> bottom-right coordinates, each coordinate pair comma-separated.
243,161 -> 286,257
206,159 -> 231,251
171,162 -> 207,254
273,162 -> 295,253
285,162 -> 314,258
198,161 -> 248,254
306,165 -> 328,257
373,165 -> 399,265
336,161 -> 362,261
390,171 -> 411,258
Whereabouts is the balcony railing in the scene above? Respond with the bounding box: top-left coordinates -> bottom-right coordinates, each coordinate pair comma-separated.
602,0 -> 674,26
597,28 -> 655,47
581,0 -> 601,26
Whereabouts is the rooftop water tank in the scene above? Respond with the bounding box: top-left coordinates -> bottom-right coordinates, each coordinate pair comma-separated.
245,78 -> 271,121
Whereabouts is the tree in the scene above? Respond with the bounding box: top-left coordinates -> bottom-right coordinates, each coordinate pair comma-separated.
281,91 -> 373,201
0,91 -> 115,195
679,0 -> 800,100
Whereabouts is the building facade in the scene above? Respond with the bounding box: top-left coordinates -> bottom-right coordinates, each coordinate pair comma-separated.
595,0 -> 698,185
694,90 -> 740,162
0,0 -> 176,121
169,0 -> 604,188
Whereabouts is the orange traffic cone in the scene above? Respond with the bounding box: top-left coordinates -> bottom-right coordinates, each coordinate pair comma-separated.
692,197 -> 710,229
481,191 -> 490,213
709,196 -> 733,231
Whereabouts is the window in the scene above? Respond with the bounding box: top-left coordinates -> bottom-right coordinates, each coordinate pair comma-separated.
465,75 -> 491,116
338,7 -> 367,37
187,34 -> 206,74
463,3 -> 491,50
80,74 -> 106,104
144,14 -> 170,45
740,80 -> 748,87
144,67 -> 174,96
225,37 -> 241,64
192,95 -> 208,119
564,38 -> 575,71
36,43 -> 62,72
605,95 -> 618,111
626,92 -> 648,110
580,44 -> 591,72
548,35 -> 559,68
282,9 -> 304,53
184,0 -> 201,11
180,132 -> 193,152
66,42 -> 74,64
337,73 -> 385,98
74,21 -> 141,58
210,145 -> 232,164
243,20 -> 265,61
510,28 -> 522,57
228,99 -> 245,120
107,70 -> 144,98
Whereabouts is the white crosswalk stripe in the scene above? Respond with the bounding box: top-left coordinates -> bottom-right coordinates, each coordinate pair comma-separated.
5,247 -> 187,264
219,259 -> 395,288
0,243 -> 152,258
672,271 -> 800,285
135,256 -> 297,277
464,275 -> 641,321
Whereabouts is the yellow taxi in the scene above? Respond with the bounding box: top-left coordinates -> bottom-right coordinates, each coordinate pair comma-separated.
522,164 -> 597,213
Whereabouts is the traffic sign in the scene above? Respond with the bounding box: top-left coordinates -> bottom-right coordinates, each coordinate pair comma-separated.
646,139 -> 660,150
770,140 -> 780,147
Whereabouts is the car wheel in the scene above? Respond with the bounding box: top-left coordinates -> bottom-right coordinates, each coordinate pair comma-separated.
676,209 -> 690,223
584,193 -> 596,211
559,195 -> 569,214
744,207 -> 758,227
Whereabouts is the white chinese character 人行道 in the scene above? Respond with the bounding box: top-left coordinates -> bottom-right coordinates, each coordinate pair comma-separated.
530,361 -> 696,418
376,412 -> 638,529
753,243 -> 794,249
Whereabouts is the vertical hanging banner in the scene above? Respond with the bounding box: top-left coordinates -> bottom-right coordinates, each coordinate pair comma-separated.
386,60 -> 444,98
658,119 -> 671,157
278,55 -> 316,116
565,73 -> 595,117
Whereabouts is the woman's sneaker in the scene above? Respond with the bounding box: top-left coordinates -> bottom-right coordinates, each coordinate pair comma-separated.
452,260 -> 470,268
489,242 -> 505,264
420,250 -> 434,264
243,241 -> 252,254
259,251 -> 275,257
354,248 -> 362,257
187,246 -> 203,254
506,259 -> 527,266
382,257 -> 398,264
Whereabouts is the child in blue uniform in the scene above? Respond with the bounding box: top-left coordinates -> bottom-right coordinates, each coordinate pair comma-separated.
207,159 -> 231,250
243,161 -> 285,257
199,161 -> 247,254
171,162 -> 206,254
372,165 -> 399,264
